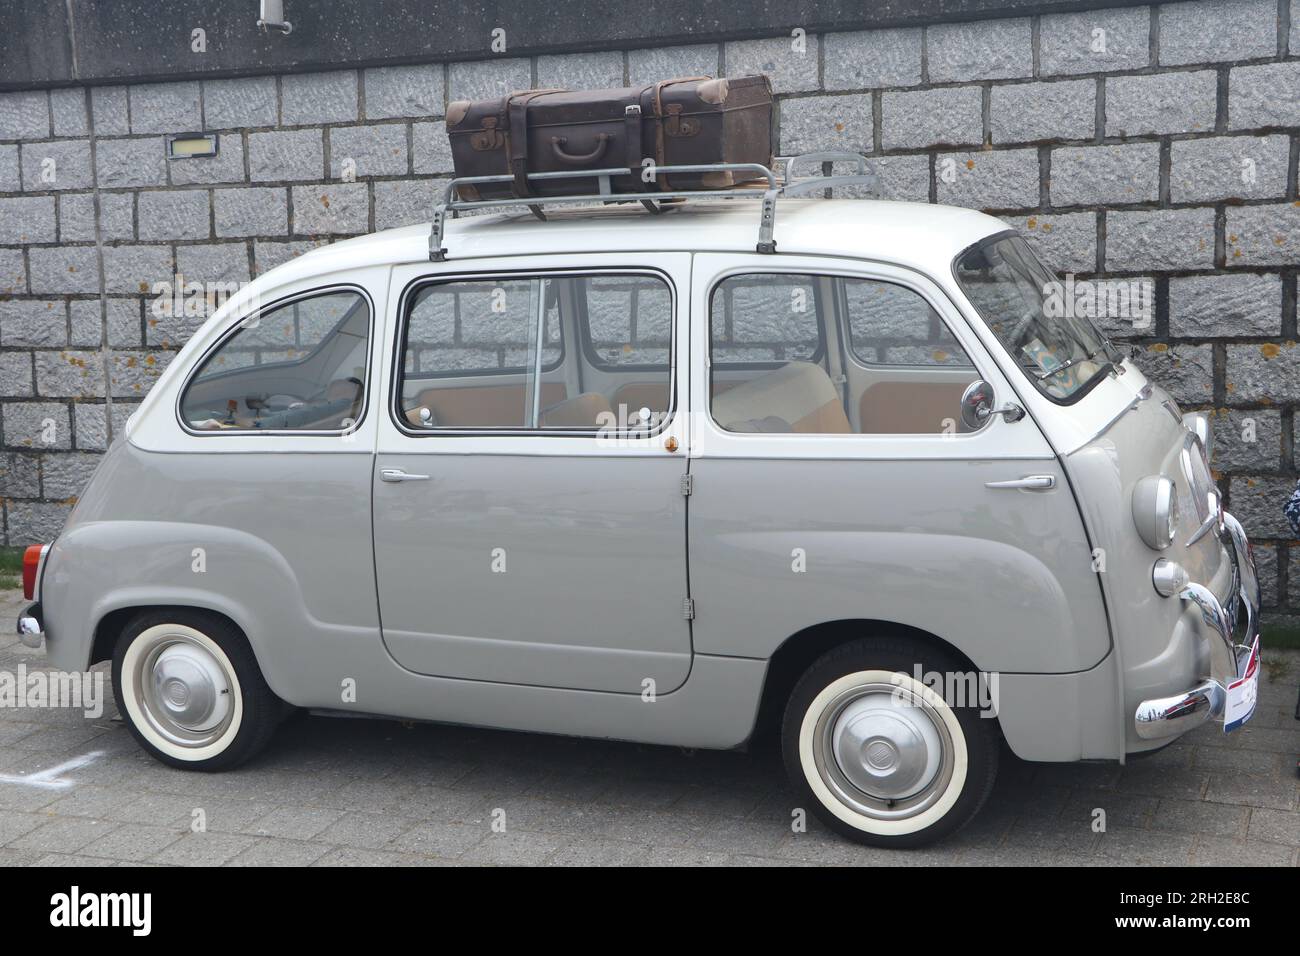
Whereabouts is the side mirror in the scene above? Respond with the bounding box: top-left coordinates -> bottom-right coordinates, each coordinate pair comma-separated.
960,380 -> 994,431
961,380 -> 1025,430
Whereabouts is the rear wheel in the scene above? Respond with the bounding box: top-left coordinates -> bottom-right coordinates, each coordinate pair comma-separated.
781,636 -> 999,847
111,610 -> 281,771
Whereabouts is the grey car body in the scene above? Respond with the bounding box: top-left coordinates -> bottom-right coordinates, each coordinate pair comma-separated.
27,197 -> 1260,845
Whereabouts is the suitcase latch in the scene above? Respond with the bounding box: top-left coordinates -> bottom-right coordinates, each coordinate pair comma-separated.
470,116 -> 506,151
663,103 -> 700,138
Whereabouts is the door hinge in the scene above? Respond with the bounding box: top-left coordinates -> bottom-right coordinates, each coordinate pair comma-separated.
680,473 -> 693,496
683,598 -> 695,620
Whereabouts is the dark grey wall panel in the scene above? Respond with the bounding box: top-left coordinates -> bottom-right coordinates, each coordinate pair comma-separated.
2,0 -> 1155,90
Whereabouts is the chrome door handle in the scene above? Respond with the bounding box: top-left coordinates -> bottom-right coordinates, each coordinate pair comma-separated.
380,468 -> 430,482
985,475 -> 1055,490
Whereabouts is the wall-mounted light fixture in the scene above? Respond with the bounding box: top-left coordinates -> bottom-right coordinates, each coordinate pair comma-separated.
166,133 -> 219,160
257,0 -> 293,35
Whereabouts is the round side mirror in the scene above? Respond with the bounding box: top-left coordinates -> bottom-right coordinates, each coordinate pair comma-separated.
960,380 -> 994,431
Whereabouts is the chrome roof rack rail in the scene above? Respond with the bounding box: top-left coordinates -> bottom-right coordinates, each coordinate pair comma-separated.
428,152 -> 877,262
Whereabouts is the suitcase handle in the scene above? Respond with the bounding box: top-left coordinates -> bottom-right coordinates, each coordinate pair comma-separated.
550,133 -> 610,165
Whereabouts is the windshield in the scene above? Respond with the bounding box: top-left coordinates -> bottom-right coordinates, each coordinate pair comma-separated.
954,233 -> 1113,402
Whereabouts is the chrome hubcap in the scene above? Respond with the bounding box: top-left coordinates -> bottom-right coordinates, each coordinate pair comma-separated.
133,635 -> 235,748
812,682 -> 954,821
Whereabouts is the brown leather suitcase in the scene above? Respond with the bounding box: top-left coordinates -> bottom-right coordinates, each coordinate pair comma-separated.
446,76 -> 774,201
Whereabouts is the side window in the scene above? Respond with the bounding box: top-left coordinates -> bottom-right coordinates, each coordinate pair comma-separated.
180,289 -> 369,432
710,273 -> 820,365
709,273 -> 980,436
397,273 -> 673,433
844,278 -> 973,367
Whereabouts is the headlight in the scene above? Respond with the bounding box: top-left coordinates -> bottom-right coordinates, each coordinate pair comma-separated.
1132,475 -> 1178,550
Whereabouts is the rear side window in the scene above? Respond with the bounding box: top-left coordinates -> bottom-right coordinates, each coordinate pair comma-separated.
180,289 -> 369,432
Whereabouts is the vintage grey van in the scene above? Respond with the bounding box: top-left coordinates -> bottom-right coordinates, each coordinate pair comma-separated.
18,157 -> 1262,847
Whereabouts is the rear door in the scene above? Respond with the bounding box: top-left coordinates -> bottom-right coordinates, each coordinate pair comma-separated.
372,253 -> 693,694
686,253 -> 1112,676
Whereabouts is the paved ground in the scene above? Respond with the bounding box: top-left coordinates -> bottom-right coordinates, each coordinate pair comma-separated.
0,591 -> 1296,866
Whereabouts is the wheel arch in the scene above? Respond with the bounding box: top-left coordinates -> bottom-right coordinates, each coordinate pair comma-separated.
90,603 -> 250,668
751,617 -> 998,746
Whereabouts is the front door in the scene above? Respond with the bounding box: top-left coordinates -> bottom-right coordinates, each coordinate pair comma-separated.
685,254 -> 1112,676
372,254 -> 693,694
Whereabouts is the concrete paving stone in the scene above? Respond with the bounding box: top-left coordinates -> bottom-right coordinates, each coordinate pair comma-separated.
1115,765 -> 1211,800
78,823 -> 183,862
310,845 -> 449,866
1204,774 -> 1298,811
1003,815 -> 1101,853
8,816 -> 116,853
1245,807 -> 1300,845
1192,746 -> 1283,777
148,831 -> 259,866
589,806 -> 716,847
1063,789 -> 1159,828
1190,835 -> 1295,867
1032,760 -> 1124,790
0,808 -> 46,844
461,828 -> 567,866
242,805 -> 345,841
315,811 -> 421,850
1151,798 -> 1250,838
386,819 -> 484,858
32,852 -> 119,866
688,814 -> 792,856
669,783 -> 776,819
546,836 -> 655,867
1092,825 -> 1196,865
226,837 -> 333,867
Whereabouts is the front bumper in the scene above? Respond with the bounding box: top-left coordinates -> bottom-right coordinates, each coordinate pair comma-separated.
16,602 -> 43,649
1134,512 -> 1261,740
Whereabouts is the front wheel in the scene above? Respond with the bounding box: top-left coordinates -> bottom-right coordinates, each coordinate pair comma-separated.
112,610 -> 282,771
781,636 -> 999,848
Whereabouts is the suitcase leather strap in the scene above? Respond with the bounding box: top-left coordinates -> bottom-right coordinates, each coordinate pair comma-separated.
651,77 -> 711,191
506,89 -> 565,197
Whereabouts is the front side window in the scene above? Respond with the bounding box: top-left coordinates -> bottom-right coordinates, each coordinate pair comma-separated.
180,289 -> 369,431
396,272 -> 673,433
709,272 -> 981,436
954,233 -> 1112,401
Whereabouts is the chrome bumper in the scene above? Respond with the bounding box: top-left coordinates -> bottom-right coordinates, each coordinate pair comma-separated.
1134,511 -> 1261,740
16,603 -> 43,649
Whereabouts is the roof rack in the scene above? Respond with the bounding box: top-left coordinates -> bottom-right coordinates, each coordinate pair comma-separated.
428,150 -> 876,261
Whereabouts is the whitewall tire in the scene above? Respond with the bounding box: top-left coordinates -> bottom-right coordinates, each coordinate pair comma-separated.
782,636 -> 999,847
112,610 -> 282,771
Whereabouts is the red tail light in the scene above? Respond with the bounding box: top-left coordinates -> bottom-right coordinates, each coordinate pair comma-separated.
22,544 -> 47,600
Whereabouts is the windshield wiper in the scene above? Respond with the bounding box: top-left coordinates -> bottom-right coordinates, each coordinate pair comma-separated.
1035,348 -> 1111,382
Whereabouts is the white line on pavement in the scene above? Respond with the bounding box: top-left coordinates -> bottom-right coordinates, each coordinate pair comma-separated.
0,750 -> 104,790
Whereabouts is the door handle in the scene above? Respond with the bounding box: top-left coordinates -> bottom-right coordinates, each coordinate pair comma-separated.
985,475 -> 1056,491
380,468 -> 430,483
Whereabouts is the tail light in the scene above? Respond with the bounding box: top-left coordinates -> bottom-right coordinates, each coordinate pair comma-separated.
22,544 -> 48,600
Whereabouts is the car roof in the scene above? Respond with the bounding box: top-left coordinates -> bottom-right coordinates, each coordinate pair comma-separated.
269,199 -> 1009,284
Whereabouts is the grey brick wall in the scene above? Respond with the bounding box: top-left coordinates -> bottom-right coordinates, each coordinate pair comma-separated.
0,1 -> 1299,620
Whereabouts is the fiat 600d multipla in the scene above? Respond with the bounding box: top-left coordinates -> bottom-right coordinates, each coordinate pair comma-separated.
18,157 -> 1262,847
